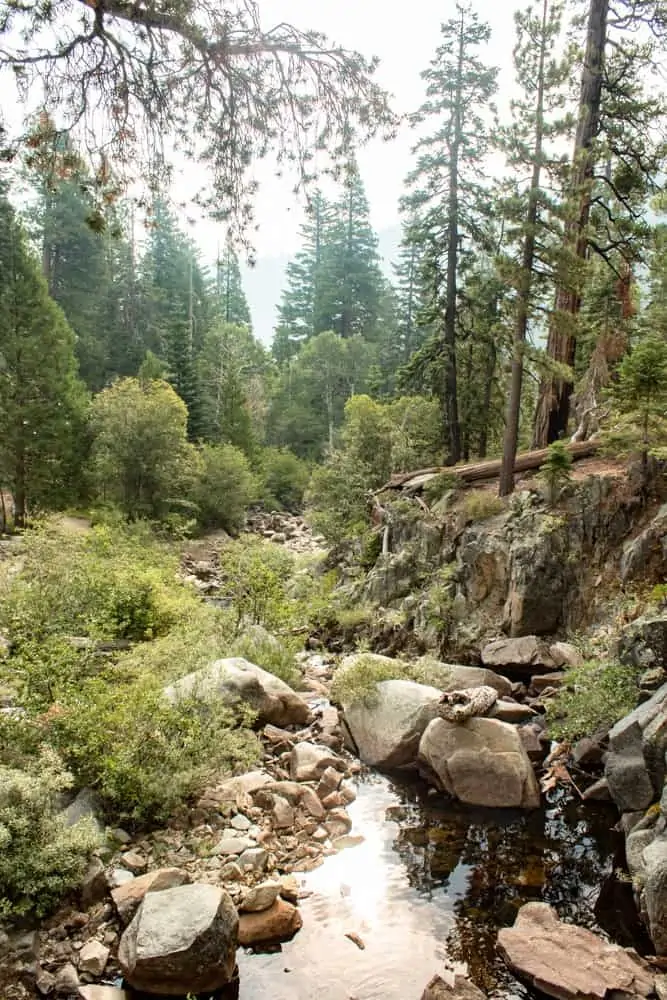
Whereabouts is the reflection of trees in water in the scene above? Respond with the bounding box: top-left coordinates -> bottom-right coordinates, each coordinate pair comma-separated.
385,778 -> 623,993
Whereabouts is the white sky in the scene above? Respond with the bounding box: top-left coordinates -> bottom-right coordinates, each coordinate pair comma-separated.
188,0 -> 520,261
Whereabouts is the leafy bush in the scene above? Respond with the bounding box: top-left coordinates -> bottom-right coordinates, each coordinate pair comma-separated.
191,443 -> 259,533
257,448 -> 310,512
307,451 -> 372,544
0,748 -> 99,922
547,660 -> 640,741
331,653 -> 412,706
43,675 -> 259,825
460,489 -> 505,521
217,538 -> 296,631
231,625 -> 300,686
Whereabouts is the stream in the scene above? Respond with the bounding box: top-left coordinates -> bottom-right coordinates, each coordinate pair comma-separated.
233,770 -> 646,1000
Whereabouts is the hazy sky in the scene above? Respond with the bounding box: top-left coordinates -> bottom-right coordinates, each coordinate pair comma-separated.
190,0 -> 520,262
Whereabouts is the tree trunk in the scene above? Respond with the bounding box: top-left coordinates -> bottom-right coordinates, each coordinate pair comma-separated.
443,10 -> 465,465
500,0 -> 549,495
478,338 -> 497,459
533,0 -> 609,447
13,450 -> 26,529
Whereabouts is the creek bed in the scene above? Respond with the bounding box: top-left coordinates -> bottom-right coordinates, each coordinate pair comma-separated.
234,770 -> 644,1000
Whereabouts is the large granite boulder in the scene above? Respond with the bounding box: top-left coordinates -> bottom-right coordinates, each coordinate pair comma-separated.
604,683 -> 667,812
164,657 -> 311,728
619,614 -> 667,671
238,898 -> 302,946
342,679 -> 442,769
481,636 -> 555,676
421,975 -> 485,1000
418,716 -> 540,809
498,902 -> 654,1000
111,868 -> 191,926
620,504 -> 667,584
416,660 -> 513,698
118,883 -> 238,994
625,792 -> 667,956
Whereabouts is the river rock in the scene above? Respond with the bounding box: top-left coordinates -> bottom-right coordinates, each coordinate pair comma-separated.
240,881 -> 281,913
111,868 -> 191,926
238,898 -> 302,946
644,833 -> 667,954
481,636 -> 555,675
438,686 -> 498,723
290,742 -> 343,782
317,766 -> 343,799
55,963 -> 80,995
324,807 -> 352,838
237,847 -> 268,872
271,794 -> 295,829
497,902 -> 654,1000
604,683 -> 667,811
549,641 -> 584,669
80,857 -> 107,908
418,716 -> 540,809
78,940 -> 109,976
619,614 -> 667,671
211,835 -> 256,856
343,679 -> 442,769
118,883 -> 238,994
415,659 -> 513,698
77,988 -> 130,1000
164,657 -> 312,727
421,975 -> 485,1000
215,770 -> 272,802
490,700 -> 537,724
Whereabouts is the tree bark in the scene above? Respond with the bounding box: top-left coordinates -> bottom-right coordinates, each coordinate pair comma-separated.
500,0 -> 549,495
533,0 -> 609,448
443,8 -> 465,465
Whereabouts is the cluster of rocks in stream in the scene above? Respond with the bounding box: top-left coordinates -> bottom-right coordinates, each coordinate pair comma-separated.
2,654 -> 359,999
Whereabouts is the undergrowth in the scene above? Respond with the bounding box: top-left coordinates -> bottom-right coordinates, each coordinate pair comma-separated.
547,660 -> 640,741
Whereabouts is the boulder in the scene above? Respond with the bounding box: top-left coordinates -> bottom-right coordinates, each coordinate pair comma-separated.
481,636 -> 555,676
289,742 -> 343,782
530,672 -> 566,693
164,657 -> 312,728
80,857 -> 107,908
644,833 -> 667,955
238,898 -> 302,946
240,881 -> 281,913
343,679 -> 443,769
604,683 -> 667,811
118,883 -> 238,994
489,700 -> 537,724
418,716 -> 540,809
619,615 -> 667,671
55,964 -> 80,996
215,770 -> 272,802
78,940 -> 109,977
620,504 -> 667,584
497,902 -> 654,1000
415,660 -> 513,698
549,641 -> 584,669
111,868 -> 191,926
421,975 -> 485,1000
437,686 -> 498,723
77,989 -> 130,1000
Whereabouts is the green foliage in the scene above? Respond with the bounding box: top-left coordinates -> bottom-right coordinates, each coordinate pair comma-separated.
459,489 -> 505,522
217,538 -> 296,631
330,653 -> 413,706
547,661 -> 640,741
257,447 -> 310,512
0,186 -> 88,522
231,626 -> 300,687
423,472 -> 461,505
89,377 -> 193,519
44,676 -> 259,825
307,450 -> 372,544
0,748 -> 99,922
191,443 -> 259,532
538,441 -> 573,504
604,335 -> 667,464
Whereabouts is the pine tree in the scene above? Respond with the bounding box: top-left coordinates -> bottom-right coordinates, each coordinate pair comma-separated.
404,3 -> 498,463
0,186 -> 86,525
393,219 -> 432,364
321,169 -> 385,341
216,237 -> 251,327
498,0 -> 570,495
533,0 -> 666,445
273,191 -> 335,363
141,200 -> 211,438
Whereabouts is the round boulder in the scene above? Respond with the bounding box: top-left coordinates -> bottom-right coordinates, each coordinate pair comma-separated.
118,883 -> 238,994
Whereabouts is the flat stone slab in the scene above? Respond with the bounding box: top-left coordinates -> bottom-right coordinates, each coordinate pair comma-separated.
498,902 -> 654,1000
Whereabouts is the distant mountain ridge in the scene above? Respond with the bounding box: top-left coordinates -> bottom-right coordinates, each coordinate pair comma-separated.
242,224 -> 401,346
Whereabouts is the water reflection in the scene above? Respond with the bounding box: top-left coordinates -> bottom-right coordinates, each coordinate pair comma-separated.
236,771 -> 626,1000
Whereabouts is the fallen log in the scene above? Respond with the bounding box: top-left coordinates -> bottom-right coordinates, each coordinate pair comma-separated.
376,440 -> 599,494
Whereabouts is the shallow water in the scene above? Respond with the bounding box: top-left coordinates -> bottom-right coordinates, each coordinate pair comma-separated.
234,770 -> 644,1000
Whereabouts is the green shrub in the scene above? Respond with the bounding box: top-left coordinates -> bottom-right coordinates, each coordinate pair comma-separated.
307,451 -> 372,544
547,660 -> 640,741
423,472 -> 461,505
460,489 -> 505,522
191,443 -> 259,533
538,440 -> 573,505
257,448 -> 310,512
0,748 -> 99,922
44,675 -> 259,825
217,538 -> 296,631
231,625 -> 300,686
331,653 -> 413,706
